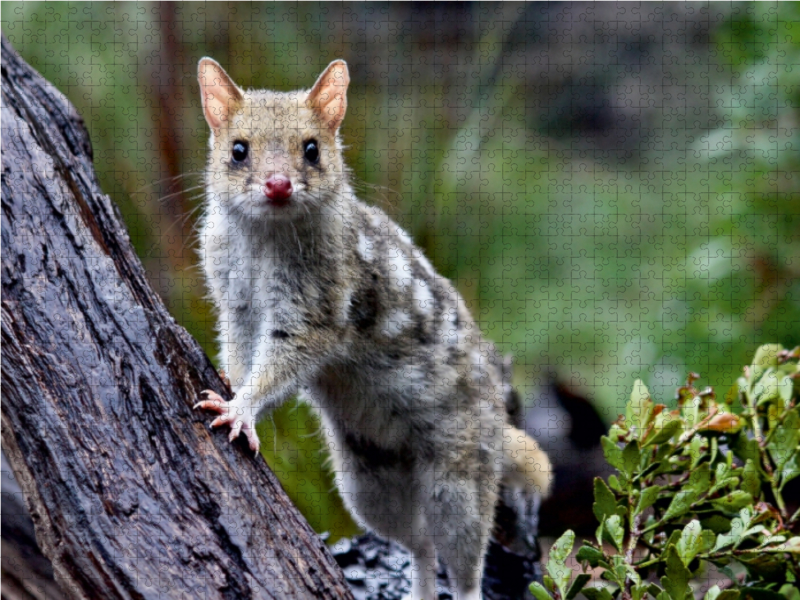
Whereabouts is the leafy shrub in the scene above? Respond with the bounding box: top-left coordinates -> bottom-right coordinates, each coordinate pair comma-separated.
532,344 -> 800,600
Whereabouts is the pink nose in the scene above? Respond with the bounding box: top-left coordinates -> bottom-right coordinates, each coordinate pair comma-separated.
264,174 -> 293,203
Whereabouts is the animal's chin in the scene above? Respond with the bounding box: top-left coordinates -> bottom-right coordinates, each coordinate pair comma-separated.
264,196 -> 292,208
234,196 -> 305,221
227,189 -> 323,222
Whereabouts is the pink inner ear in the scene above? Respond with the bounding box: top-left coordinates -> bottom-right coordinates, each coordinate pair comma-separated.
309,62 -> 349,130
199,61 -> 242,130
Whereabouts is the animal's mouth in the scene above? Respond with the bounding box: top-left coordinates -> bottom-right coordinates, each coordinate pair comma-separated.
265,196 -> 292,208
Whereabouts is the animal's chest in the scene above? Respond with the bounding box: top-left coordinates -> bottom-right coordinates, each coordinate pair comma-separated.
226,254 -> 297,328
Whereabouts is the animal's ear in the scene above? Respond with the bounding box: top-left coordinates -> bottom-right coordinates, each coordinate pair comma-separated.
198,58 -> 244,133
306,60 -> 350,132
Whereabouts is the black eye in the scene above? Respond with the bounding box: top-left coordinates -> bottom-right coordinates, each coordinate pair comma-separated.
303,140 -> 319,164
232,141 -> 249,163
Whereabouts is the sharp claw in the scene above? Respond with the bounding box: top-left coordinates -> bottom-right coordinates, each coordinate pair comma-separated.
195,390 -> 227,412
210,416 -> 229,428
195,391 -> 259,455
246,431 -> 261,453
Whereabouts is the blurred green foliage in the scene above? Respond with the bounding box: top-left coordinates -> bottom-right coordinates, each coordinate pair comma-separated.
3,3 -> 798,541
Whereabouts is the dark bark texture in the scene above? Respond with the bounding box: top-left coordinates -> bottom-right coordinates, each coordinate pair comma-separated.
1,35 -> 354,600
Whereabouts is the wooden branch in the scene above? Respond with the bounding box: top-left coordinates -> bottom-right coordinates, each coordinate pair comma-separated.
0,34 -> 353,600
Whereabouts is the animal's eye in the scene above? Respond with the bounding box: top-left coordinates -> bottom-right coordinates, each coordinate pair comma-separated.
232,141 -> 249,163
303,140 -> 319,164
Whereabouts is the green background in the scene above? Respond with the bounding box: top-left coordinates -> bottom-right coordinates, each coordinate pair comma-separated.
3,2 -> 798,541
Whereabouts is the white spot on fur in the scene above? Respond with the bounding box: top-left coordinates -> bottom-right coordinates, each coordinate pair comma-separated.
443,306 -> 460,345
381,308 -> 412,337
387,247 -> 411,290
411,278 -> 433,311
357,232 -> 372,262
339,283 -> 353,328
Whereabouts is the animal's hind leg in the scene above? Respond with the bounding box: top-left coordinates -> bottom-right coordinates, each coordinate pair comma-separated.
432,472 -> 496,600
400,511 -> 436,600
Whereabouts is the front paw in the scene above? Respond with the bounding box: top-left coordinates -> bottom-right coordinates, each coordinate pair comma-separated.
194,390 -> 260,453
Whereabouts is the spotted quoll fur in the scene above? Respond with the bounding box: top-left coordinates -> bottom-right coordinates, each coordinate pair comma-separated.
194,58 -> 551,600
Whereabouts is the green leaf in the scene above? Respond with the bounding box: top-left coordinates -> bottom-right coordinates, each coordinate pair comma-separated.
700,514 -> 732,534
754,370 -> 780,406
622,441 -> 641,478
778,453 -> 800,489
623,562 -> 641,588
529,582 -> 553,600
547,530 -> 575,599
582,587 -> 615,600
549,530 -> 575,563
633,460 -> 663,482
779,374 -> 794,403
593,477 -> 621,522
760,536 -> 800,554
779,585 -> 800,600
713,512 -> 746,552
688,462 -> 712,495
576,545 -> 605,568
738,507 -> 754,530
676,520 -> 703,566
664,529 -> 682,552
710,490 -> 753,515
741,525 -> 769,541
595,520 -> 605,549
608,422 -> 628,441
704,586 -> 740,600
661,546 -> 691,600
602,436 -> 624,472
700,529 -> 717,554
760,534 -> 786,546
708,462 -> 737,497
644,413 -> 682,447
635,485 -> 660,515
663,487 -> 700,522
737,552 -> 786,579
632,583 -> 650,600
703,585 -> 739,600
565,574 -> 591,600
628,379 -> 654,432
737,588 -> 791,600
732,436 -> 760,466
607,556 -> 627,587
741,459 -> 761,499
688,435 -> 707,469
605,514 -> 624,552
769,408 -> 800,475
753,344 -> 783,369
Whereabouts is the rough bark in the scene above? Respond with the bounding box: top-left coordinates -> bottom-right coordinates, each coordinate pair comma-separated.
2,450 -> 67,600
1,34 -> 353,600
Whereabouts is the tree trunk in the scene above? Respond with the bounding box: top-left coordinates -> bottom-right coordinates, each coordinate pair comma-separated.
1,34 -> 353,600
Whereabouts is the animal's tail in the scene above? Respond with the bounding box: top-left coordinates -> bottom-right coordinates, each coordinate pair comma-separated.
501,426 -> 553,498
496,353 -> 552,497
